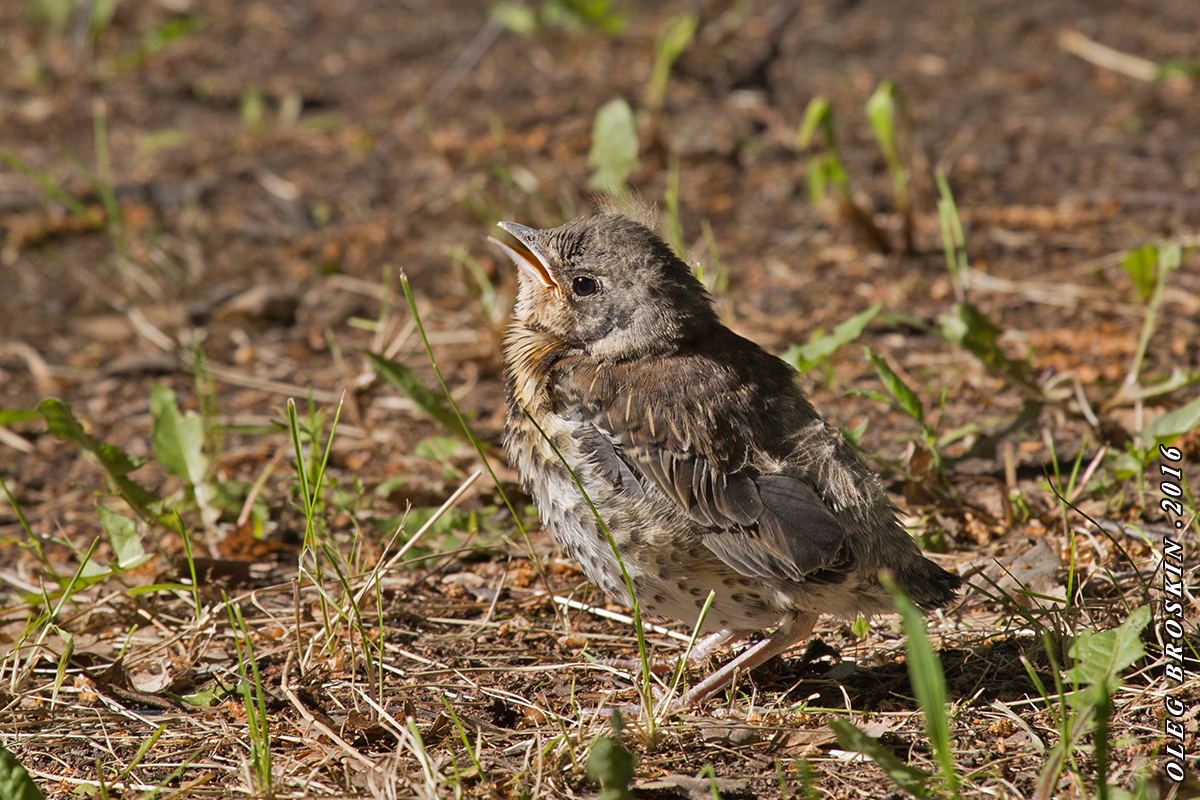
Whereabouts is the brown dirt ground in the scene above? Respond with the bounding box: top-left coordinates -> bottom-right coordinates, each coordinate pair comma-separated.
2,0 -> 1199,798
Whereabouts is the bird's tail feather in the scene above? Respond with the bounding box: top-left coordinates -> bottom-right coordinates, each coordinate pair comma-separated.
904,557 -> 964,611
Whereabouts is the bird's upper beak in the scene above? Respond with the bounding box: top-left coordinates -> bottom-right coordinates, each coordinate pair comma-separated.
489,222 -> 559,290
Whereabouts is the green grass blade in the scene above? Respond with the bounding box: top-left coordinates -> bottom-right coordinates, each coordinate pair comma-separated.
0,149 -> 94,218
935,170 -> 968,295
521,408 -> 656,724
365,350 -> 475,442
796,97 -> 831,149
880,573 -> 960,797
398,273 -> 563,635
865,79 -> 908,212
664,150 -> 684,259
1,476 -> 48,567
782,303 -> 881,373
828,718 -> 932,799
645,13 -> 698,110
864,347 -> 924,424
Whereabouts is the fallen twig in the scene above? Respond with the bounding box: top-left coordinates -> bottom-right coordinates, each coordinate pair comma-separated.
1059,30 -> 1159,82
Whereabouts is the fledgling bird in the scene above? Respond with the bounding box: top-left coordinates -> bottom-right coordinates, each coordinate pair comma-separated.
493,214 -> 962,707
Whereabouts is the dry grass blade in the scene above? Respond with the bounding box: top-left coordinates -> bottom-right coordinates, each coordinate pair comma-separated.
280,654 -> 375,769
552,596 -> 691,644
374,469 -> 480,581
1058,30 -> 1159,81
0,426 -> 34,454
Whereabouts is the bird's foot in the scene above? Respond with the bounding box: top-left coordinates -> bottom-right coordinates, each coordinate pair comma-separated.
681,612 -> 818,708
585,618 -> 817,713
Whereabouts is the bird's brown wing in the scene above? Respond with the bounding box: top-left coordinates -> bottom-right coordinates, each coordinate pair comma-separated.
700,474 -> 847,583
555,351 -> 851,584
626,439 -> 845,582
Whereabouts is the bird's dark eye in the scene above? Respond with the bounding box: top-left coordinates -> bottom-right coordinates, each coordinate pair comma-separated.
572,276 -> 599,297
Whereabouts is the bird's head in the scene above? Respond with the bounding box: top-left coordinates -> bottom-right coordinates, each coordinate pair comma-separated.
491,214 -> 717,362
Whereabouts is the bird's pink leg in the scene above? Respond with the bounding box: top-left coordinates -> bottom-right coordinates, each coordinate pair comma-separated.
681,611 -> 818,707
684,629 -> 747,664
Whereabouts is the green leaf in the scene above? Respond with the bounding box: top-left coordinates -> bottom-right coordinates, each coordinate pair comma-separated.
365,351 -> 474,441
0,744 -> 45,800
1158,241 -> 1182,277
805,158 -> 828,204
782,303 -> 881,372
1107,446 -> 1145,481
576,0 -> 626,34
1066,606 -> 1150,695
490,1 -> 538,35
824,153 -> 850,197
865,81 -> 898,162
843,417 -> 869,446
37,398 -> 161,513
935,170 -> 968,289
39,398 -> 141,476
587,736 -> 636,800
866,80 -> 908,210
97,504 -> 151,571
939,302 -> 1038,393
1121,246 -> 1157,303
541,0 -> 627,34
181,686 -> 221,707
796,96 -> 831,149
374,475 -> 408,498
1141,392 -> 1200,447
851,615 -> 870,639
845,387 -> 892,406
0,409 -> 38,426
645,13 -> 698,109
828,718 -> 931,798
880,574 -> 960,796
587,98 -> 639,195
414,435 -> 462,464
864,347 -> 924,424
79,559 -> 112,580
150,384 -> 209,488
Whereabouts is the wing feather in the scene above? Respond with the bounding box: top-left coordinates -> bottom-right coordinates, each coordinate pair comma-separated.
551,347 -> 851,583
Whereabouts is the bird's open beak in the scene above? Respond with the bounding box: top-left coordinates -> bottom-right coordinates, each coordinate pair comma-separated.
489,222 -> 559,289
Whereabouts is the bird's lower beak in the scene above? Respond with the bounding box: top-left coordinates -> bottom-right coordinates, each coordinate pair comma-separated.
490,222 -> 559,289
